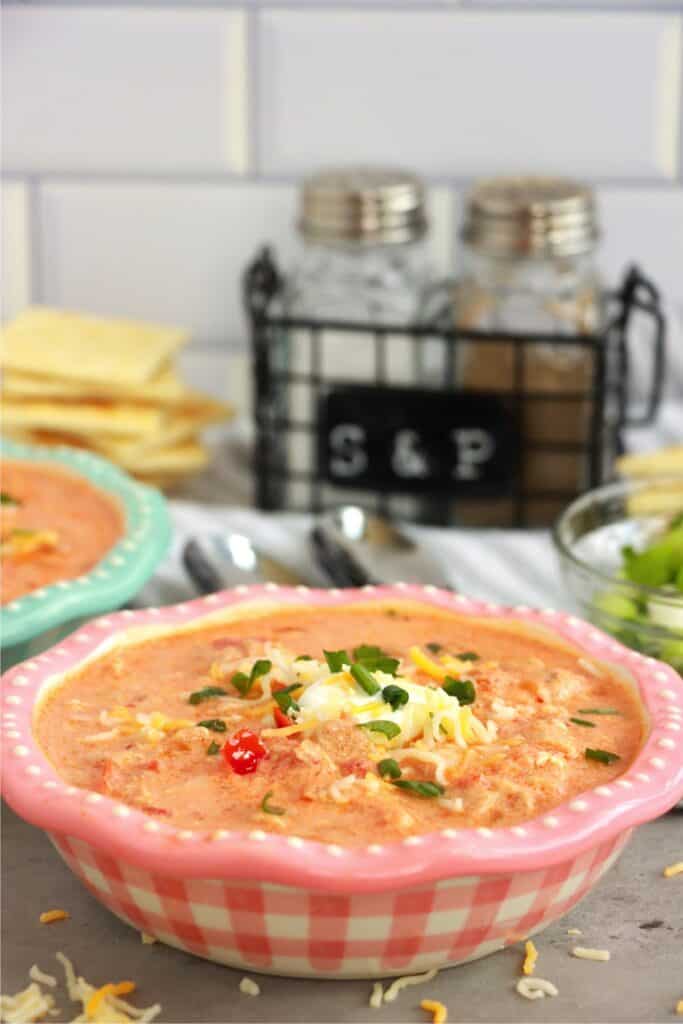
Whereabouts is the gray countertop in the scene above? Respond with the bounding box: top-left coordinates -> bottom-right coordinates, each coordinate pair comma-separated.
2,803 -> 682,1024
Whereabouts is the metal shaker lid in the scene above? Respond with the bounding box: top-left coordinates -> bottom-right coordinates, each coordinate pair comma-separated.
462,176 -> 599,258
299,166 -> 428,245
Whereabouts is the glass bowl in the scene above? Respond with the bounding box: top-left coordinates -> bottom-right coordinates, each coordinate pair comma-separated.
553,478 -> 683,672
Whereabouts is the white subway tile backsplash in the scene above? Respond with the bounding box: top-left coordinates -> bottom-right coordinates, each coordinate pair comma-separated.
598,187 -> 683,400
39,183 -> 297,346
1,181 -> 31,321
38,181 -> 454,348
598,187 -> 683,303
257,10 -> 681,182
2,6 -> 248,173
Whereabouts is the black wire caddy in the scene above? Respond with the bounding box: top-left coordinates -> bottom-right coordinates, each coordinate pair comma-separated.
244,248 -> 665,529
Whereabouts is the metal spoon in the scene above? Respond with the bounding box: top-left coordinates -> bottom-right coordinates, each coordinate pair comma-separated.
311,506 -> 457,590
182,534 -> 309,593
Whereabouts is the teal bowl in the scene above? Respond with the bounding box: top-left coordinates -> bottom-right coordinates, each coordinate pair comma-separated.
1,439 -> 171,668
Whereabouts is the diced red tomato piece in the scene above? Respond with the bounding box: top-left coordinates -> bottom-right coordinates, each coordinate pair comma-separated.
223,728 -> 267,775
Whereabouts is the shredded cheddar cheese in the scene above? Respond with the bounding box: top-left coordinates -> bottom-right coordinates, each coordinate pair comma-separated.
383,968 -> 438,1003
369,983 -> 384,1009
39,909 -> 69,925
522,940 -> 538,976
140,933 -> 157,945
0,982 -> 56,1022
239,978 -> 260,997
663,861 -> 683,878
409,647 -> 448,681
0,954 -> 161,1024
516,977 -> 559,1000
86,981 -> 135,1018
676,998 -> 683,1015
2,528 -> 59,558
421,998 -> 448,1024
572,946 -> 610,962
28,966 -> 56,988
261,719 -> 319,739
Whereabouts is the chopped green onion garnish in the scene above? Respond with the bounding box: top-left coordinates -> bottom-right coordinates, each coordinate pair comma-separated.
295,655 -> 313,662
570,717 -> 596,728
442,676 -> 476,705
251,659 -> 272,682
577,708 -> 622,716
273,684 -> 301,717
382,684 -> 409,712
189,685 -> 228,705
392,779 -> 444,798
231,671 -> 251,696
261,791 -> 286,816
426,642 -> 442,654
377,758 -> 402,779
197,719 -> 227,733
457,651 -> 480,662
232,659 -> 272,697
324,649 -> 349,673
585,747 -> 621,765
206,741 -> 221,755
359,720 -> 401,740
0,492 -> 19,507
350,663 -> 381,695
351,645 -> 399,675
353,644 -> 384,660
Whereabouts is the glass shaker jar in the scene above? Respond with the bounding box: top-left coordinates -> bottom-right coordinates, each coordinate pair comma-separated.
455,176 -> 603,528
286,166 -> 430,326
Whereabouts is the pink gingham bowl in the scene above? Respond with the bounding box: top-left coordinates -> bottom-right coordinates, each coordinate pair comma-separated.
2,585 -> 683,979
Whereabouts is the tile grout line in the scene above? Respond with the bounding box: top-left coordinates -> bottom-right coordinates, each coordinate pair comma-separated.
3,170 -> 682,189
679,14 -> 683,184
246,4 -> 261,176
7,1 -> 683,9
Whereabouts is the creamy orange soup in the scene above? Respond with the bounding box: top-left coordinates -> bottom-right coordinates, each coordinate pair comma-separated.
35,602 -> 645,845
1,459 -> 124,604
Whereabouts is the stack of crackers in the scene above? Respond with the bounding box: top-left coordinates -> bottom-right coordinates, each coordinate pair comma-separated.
617,446 -> 683,517
0,308 -> 233,489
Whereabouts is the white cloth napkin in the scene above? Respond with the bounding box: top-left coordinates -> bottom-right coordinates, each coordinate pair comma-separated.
138,501 -> 569,612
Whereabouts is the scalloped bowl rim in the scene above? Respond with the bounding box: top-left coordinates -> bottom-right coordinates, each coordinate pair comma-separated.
1,438 -> 171,648
2,584 -> 683,894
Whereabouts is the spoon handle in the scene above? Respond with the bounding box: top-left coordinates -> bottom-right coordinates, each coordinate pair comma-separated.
182,540 -> 223,595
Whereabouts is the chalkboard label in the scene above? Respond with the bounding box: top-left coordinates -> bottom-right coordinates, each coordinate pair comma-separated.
319,385 -> 519,496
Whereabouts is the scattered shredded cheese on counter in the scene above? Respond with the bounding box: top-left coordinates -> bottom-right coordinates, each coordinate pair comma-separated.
86,981 -> 136,1019
0,982 -> 55,1023
421,998 -> 448,1023
663,862 -> 683,878
516,977 -> 559,1000
369,983 -> 384,1009
522,940 -> 538,976
0,953 -> 163,1023
383,968 -> 438,1004
676,998 -> 683,1015
39,909 -> 69,925
140,933 -> 157,945
572,947 -> 610,962
567,928 -> 582,936
239,978 -> 260,997
28,966 -> 56,988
